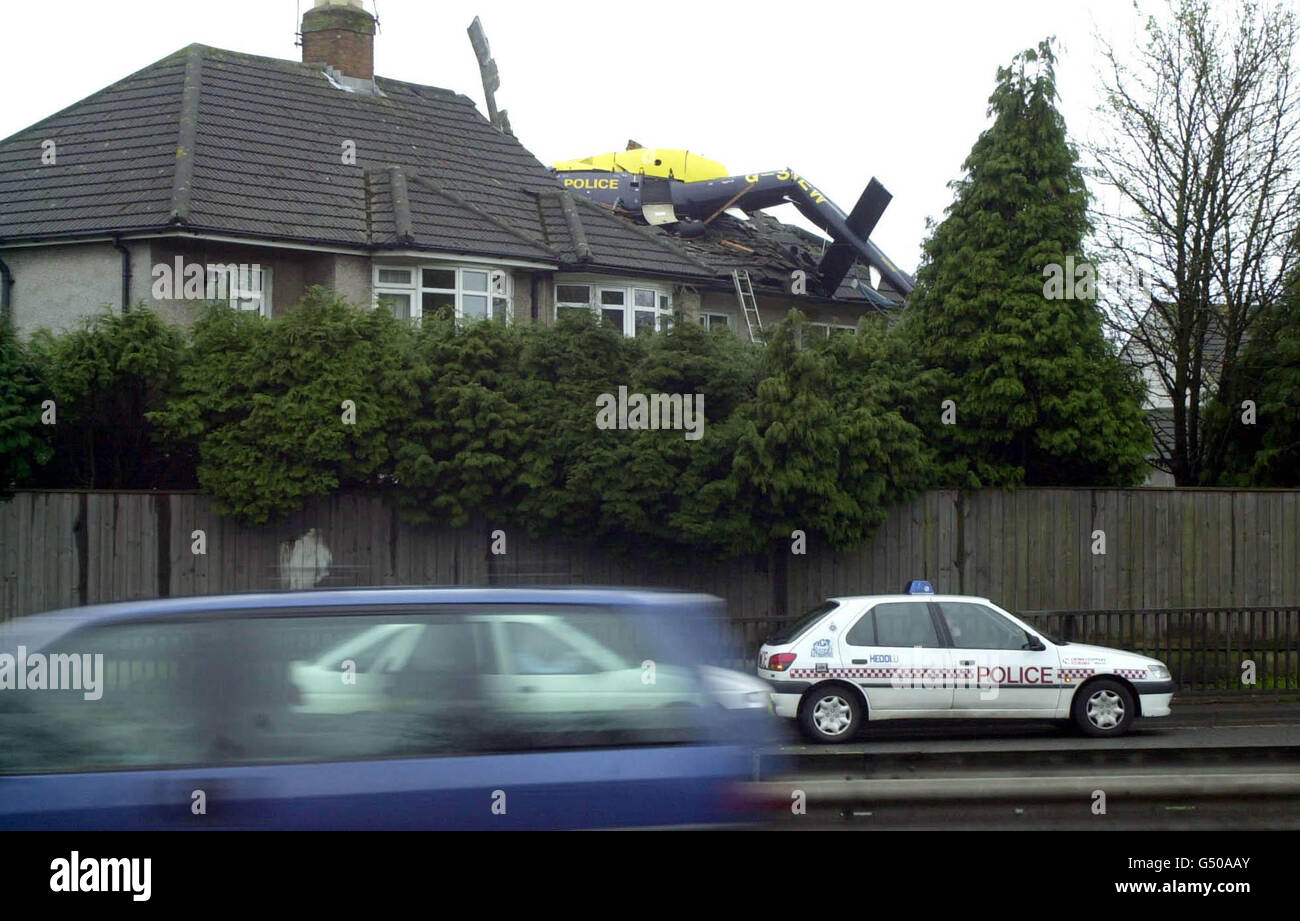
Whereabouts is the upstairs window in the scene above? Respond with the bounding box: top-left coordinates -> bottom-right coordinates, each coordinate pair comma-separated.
375,267 -> 416,320
205,264 -> 272,316
555,284 -> 593,322
374,264 -> 511,322
555,280 -> 672,336
599,288 -> 626,330
799,322 -> 856,346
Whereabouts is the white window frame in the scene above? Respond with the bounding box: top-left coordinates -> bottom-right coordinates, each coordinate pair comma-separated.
698,312 -> 732,331
800,323 -> 829,345
204,263 -> 272,317
554,277 -> 673,336
802,322 -> 857,344
372,263 -> 512,323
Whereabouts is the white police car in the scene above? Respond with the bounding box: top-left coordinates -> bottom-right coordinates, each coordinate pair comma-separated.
290,613 -> 775,715
758,582 -> 1173,743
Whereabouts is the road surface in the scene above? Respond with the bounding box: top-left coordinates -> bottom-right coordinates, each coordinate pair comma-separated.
752,699 -> 1300,829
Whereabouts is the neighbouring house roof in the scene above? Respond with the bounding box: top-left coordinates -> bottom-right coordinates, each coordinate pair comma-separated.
0,44 -> 713,280
1119,304 -> 1234,472
1119,303 -> 1231,394
531,190 -> 715,278
1145,406 -> 1176,469
0,41 -> 905,310
366,165 -> 557,261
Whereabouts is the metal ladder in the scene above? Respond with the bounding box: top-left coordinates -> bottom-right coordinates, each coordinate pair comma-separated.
732,269 -> 763,343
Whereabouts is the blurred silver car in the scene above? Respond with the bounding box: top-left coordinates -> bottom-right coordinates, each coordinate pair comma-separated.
289,613 -> 772,715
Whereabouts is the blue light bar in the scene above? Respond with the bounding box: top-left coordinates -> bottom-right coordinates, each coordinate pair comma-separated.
904,580 -> 934,594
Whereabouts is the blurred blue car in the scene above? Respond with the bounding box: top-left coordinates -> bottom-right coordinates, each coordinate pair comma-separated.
0,587 -> 768,829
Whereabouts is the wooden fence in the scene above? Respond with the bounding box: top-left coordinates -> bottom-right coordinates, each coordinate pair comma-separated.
2,488 -> 1300,623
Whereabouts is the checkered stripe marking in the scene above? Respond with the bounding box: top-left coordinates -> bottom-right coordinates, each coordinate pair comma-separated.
1115,668 -> 1149,679
1057,668 -> 1096,680
787,667 -> 974,680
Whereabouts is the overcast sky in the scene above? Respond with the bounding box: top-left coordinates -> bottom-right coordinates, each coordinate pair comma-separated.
2,0 -> 1169,272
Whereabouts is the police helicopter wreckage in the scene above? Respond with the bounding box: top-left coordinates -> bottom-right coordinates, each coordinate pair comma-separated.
464,17 -> 913,300
552,144 -> 916,299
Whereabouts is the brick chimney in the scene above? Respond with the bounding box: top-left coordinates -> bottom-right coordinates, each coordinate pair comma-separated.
301,0 -> 375,81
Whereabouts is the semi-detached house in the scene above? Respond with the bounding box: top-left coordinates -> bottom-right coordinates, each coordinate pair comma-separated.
0,0 -> 902,338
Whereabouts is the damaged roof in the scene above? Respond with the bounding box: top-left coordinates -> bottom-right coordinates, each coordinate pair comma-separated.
653,209 -> 905,307
0,44 -> 713,280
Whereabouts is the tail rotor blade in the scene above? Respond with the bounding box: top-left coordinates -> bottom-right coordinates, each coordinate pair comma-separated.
818,178 -> 894,296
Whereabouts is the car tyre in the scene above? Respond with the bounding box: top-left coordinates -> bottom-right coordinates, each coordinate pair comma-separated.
798,684 -> 862,743
1071,678 -> 1136,737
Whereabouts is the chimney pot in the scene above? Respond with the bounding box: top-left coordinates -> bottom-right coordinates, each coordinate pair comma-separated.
301,0 -> 376,81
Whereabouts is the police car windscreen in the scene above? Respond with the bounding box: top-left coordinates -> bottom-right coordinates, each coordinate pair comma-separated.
1000,608 -> 1069,646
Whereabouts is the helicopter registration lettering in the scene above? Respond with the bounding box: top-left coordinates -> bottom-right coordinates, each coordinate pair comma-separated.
742,170 -> 828,205
562,177 -> 619,190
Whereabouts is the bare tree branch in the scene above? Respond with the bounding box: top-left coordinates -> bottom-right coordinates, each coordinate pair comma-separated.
1088,0 -> 1300,483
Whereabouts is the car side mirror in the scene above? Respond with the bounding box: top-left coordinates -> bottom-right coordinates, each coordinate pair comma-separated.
1024,634 -> 1046,651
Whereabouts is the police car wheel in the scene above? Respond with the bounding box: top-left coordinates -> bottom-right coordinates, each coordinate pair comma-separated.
798,685 -> 861,743
1072,679 -> 1135,736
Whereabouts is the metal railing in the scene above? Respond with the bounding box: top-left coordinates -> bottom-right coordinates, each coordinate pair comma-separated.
708,607 -> 1300,694
1018,607 -> 1299,694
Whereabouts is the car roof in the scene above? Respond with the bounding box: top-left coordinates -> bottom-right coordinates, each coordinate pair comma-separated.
0,586 -> 724,648
824,594 -> 994,605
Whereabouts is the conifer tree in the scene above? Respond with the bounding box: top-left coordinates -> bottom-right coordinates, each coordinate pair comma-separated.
905,40 -> 1150,487
0,321 -> 51,494
150,289 -> 415,523
722,313 -> 931,554
30,308 -> 186,488
390,313 -> 529,526
1201,252 -> 1300,486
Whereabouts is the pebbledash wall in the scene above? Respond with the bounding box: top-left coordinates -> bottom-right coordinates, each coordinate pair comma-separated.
2,488 -> 1300,623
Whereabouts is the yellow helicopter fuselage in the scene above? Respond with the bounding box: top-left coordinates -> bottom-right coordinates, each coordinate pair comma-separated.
552,149 -> 728,182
